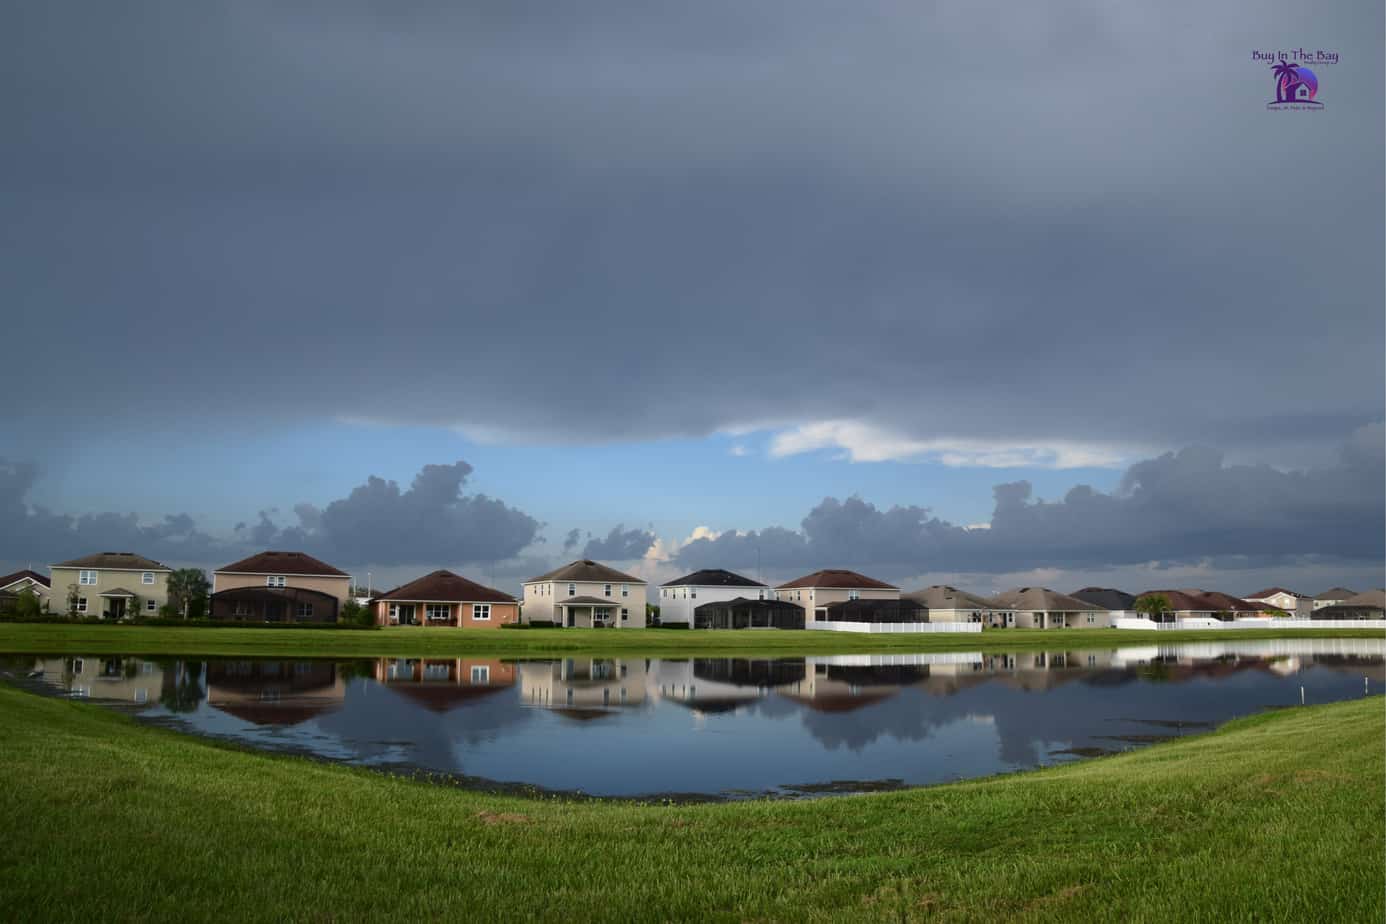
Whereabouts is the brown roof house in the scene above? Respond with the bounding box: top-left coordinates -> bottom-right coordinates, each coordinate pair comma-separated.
49,552 -> 173,620
0,569 -> 52,612
210,551 -> 351,624
522,559 -> 648,628
988,587 -> 1109,629
775,569 -> 899,623
1244,587 -> 1309,616
373,570 -> 517,628
1133,589 -> 1261,622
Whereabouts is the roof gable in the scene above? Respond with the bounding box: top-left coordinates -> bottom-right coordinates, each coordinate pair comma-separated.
215,550 -> 348,577
0,569 -> 50,589
525,559 -> 646,585
52,552 -> 170,571
990,587 -> 1104,612
662,568 -> 765,588
376,570 -> 515,603
776,569 -> 898,590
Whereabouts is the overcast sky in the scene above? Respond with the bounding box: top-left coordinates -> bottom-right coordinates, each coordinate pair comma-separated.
2,2 -> 1381,597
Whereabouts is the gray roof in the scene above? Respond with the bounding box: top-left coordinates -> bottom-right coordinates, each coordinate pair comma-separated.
904,585 -> 1000,610
1313,586 -> 1359,601
97,587 -> 137,597
526,559 -> 646,585
53,552 -> 171,571
990,587 -> 1105,612
1341,589 -> 1386,608
663,568 -> 765,588
1070,587 -> 1136,610
558,595 -> 624,606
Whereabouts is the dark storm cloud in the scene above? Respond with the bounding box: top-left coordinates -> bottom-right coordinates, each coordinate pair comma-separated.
676,425 -> 1386,578
1,1 -> 1380,464
562,528 -> 583,554
1,459 -> 539,570
581,524 -> 657,561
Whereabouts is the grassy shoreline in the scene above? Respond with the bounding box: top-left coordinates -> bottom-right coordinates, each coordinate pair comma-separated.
1,684 -> 1381,921
0,622 -> 1380,658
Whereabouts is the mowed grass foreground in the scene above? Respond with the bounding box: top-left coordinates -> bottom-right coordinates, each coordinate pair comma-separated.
1,621 -> 1382,659
0,686 -> 1381,922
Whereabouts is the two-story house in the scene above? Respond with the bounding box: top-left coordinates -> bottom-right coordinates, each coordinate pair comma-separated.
522,559 -> 648,628
1244,586 -> 1308,616
658,568 -> 769,626
49,552 -> 172,619
210,550 -> 351,623
774,569 -> 898,623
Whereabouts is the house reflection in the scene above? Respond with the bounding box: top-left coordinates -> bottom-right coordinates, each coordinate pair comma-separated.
651,658 -> 805,714
28,656 -> 168,708
519,658 -> 648,718
373,658 -> 516,712
205,660 -> 346,726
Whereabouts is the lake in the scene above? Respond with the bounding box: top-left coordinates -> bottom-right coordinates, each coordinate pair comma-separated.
6,637 -> 1381,799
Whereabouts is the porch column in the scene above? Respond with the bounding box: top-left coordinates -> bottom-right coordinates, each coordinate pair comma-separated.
456,604 -> 463,628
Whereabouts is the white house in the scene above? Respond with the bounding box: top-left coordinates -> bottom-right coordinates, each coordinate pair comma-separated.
658,568 -> 769,626
775,569 -> 898,623
1244,586 -> 1308,616
1311,587 -> 1358,611
522,559 -> 648,628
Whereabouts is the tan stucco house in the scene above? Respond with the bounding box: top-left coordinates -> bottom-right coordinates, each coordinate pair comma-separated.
0,569 -> 52,611
373,570 -> 518,628
49,552 -> 172,619
988,587 -> 1108,628
522,559 -> 648,628
210,550 -> 351,623
775,569 -> 898,623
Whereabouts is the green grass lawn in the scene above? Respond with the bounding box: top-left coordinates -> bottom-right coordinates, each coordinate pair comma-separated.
0,621 -> 1381,658
0,684 -> 1381,922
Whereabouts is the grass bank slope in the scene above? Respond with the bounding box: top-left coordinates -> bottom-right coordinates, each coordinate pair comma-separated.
0,622 -> 1381,659
0,686 -> 1381,922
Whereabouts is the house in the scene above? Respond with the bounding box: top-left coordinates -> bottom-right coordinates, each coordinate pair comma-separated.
823,598 -> 929,623
775,569 -> 898,623
518,657 -> 648,713
210,550 -> 351,623
49,552 -> 173,619
1311,589 -> 1384,620
904,585 -> 1003,623
1312,587 -> 1358,611
522,559 -> 648,628
1132,589 -> 1261,622
374,657 -> 516,710
988,587 -> 1108,628
1244,587 -> 1307,615
204,660 -> 346,725
1070,587 -> 1136,618
693,597 -> 805,630
659,568 -> 769,626
372,570 -> 518,628
0,569 -> 51,610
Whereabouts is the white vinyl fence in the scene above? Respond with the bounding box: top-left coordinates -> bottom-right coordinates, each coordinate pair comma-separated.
806,620 -> 982,634
1112,617 -> 1385,632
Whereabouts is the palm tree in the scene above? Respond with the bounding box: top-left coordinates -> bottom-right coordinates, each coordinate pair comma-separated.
167,568 -> 210,619
1272,62 -> 1300,102
1134,593 -> 1171,623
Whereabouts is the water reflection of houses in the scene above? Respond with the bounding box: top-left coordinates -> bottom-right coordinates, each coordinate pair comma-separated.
373,658 -> 516,711
650,658 -> 804,713
519,658 -> 648,717
32,656 -> 169,707
205,660 -> 346,725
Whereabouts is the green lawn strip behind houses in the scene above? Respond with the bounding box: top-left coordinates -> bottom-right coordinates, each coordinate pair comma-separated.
0,622 -> 1380,659
0,684 -> 1381,922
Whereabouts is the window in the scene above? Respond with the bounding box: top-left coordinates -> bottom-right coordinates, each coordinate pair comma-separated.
233,601 -> 251,617
621,584 -> 629,597
757,589 -> 766,600
603,583 -> 612,597
79,570 -> 98,586
621,608 -> 629,622
141,572 -> 155,585
425,603 -> 452,622
423,662 -> 450,680
76,597 -> 88,614
473,604 -> 491,621
145,599 -> 156,612
594,607 -> 611,625
388,603 -> 402,622
470,665 -> 490,684
690,587 -> 696,599
296,602 -> 314,618
848,590 -> 860,601
567,583 -> 576,596
1086,615 -> 1096,625
267,575 -> 287,588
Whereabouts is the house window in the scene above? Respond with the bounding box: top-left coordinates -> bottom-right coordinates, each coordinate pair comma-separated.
567,583 -> 576,596
423,662 -> 450,680
473,604 -> 491,621
425,604 -> 451,622
267,575 -> 287,588
470,665 -> 490,684
690,588 -> 696,599
758,589 -> 766,600
621,608 -> 629,622
621,584 -> 629,597
594,607 -> 611,625
388,603 -> 401,622
141,572 -> 155,585
1086,615 -> 1096,625
234,601 -> 251,617
848,590 -> 860,601
146,599 -> 157,612
603,583 -> 612,597
79,570 -> 98,586
296,602 -> 314,618
76,597 -> 88,613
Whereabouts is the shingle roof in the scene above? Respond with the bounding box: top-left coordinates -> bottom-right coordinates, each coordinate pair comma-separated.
0,569 -> 50,589
558,595 -> 624,606
526,559 -> 646,584
990,587 -> 1104,612
53,552 -> 171,571
1341,589 -> 1386,608
215,550 -> 348,577
1313,586 -> 1358,601
1135,589 -> 1259,613
1069,587 -> 1136,610
375,570 -> 515,604
904,585 -> 1000,610
1246,587 -> 1304,599
662,568 -> 766,588
776,569 -> 897,590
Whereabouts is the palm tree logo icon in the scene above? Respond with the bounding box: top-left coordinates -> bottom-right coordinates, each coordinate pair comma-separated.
1268,61 -> 1322,108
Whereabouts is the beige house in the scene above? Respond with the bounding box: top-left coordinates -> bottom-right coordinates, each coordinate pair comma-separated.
0,569 -> 52,611
988,587 -> 1109,629
211,550 -> 351,623
1245,587 -> 1307,615
522,559 -> 648,628
518,657 -> 648,713
49,552 -> 173,619
775,569 -> 898,623
904,585 -> 1003,623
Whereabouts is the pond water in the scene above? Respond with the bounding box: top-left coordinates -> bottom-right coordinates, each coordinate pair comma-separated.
6,638 -> 1382,799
